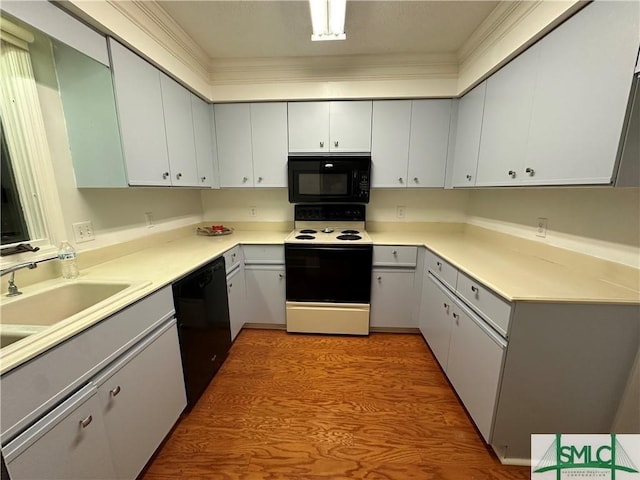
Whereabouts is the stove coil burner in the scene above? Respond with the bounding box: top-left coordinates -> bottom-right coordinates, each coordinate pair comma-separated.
337,234 -> 362,241
295,234 -> 316,240
299,229 -> 317,234
341,229 -> 360,234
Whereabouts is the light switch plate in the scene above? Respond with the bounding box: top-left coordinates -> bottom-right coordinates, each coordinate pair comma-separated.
72,221 -> 95,243
536,217 -> 548,238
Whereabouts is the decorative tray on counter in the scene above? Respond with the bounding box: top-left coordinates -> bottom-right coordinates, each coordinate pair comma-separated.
197,225 -> 234,236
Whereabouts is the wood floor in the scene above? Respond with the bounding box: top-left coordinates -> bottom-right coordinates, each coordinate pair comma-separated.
142,329 -> 529,480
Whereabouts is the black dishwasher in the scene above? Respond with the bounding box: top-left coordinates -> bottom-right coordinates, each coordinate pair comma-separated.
172,256 -> 231,409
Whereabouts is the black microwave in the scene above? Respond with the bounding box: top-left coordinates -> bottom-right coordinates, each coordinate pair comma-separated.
288,154 -> 371,203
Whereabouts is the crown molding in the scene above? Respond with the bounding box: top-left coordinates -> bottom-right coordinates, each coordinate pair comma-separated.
106,0 -> 209,78
209,53 -> 459,85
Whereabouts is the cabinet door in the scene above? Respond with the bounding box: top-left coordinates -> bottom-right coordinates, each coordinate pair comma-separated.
408,99 -> 452,188
94,322 -> 186,480
209,105 -> 221,189
160,74 -> 198,186
371,100 -> 411,188
4,385 -> 116,480
418,273 -> 454,370
227,266 -> 246,341
476,45 -> 540,187
288,102 -> 330,153
329,101 -> 372,152
215,103 -> 254,187
451,82 -> 486,187
446,303 -> 505,442
191,94 -> 215,188
525,1 -> 639,185
370,269 -> 416,328
108,39 -> 171,186
245,266 -> 286,325
251,102 -> 288,187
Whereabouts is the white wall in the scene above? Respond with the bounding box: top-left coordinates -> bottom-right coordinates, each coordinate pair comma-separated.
466,187 -> 640,268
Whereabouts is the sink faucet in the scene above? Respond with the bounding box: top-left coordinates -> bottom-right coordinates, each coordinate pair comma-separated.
1,262 -> 38,297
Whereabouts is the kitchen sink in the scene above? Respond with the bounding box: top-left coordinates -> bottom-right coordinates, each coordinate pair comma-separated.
0,280 -> 150,348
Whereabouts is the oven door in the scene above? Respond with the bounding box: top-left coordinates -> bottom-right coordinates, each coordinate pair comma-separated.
285,244 -> 372,303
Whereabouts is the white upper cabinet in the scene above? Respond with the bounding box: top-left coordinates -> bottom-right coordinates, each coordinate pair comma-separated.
251,103 -> 289,187
288,102 -> 330,152
523,1 -> 639,185
371,99 -> 452,188
288,101 -> 372,153
191,94 -> 215,188
329,101 -> 373,152
371,100 -> 412,188
160,74 -> 199,187
408,99 -> 452,188
108,39 -> 171,186
215,103 -> 254,188
475,45 -> 540,186
215,103 -> 288,188
451,82 -> 486,187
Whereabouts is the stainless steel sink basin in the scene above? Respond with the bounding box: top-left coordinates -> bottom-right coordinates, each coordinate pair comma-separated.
0,280 -> 150,348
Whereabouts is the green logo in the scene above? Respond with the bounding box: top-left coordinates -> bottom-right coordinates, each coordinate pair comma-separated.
533,434 -> 639,479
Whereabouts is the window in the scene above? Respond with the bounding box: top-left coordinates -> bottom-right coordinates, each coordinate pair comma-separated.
0,121 -> 29,246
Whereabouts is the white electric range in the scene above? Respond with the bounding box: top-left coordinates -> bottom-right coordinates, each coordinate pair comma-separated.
284,204 -> 373,335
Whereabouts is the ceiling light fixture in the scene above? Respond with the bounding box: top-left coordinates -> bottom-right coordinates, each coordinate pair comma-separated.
309,0 -> 346,41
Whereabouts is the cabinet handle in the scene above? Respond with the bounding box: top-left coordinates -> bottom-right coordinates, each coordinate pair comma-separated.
334,140 -> 339,148
398,177 -> 404,184
201,176 -> 207,182
471,285 -> 478,293
377,276 -> 382,282
176,173 -> 183,180
279,273 -> 284,279
109,385 -> 121,397
211,354 -> 217,363
257,177 -> 263,183
79,415 -> 93,429
443,302 -> 448,310
525,167 -> 535,176
466,174 -> 472,181
436,261 -> 442,268
320,141 -> 324,148
392,250 -> 398,256
413,177 -> 419,183
229,283 -> 233,288
242,176 -> 248,183
453,312 -> 459,325
162,172 -> 169,179
508,170 -> 516,178
231,253 -> 236,260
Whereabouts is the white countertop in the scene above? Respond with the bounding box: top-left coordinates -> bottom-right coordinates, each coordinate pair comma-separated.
1,225 -> 638,374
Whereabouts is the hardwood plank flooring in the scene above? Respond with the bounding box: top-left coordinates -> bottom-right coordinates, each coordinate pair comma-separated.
142,329 -> 529,480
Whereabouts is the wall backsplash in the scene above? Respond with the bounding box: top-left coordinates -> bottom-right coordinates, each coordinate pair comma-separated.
467,187 -> 640,268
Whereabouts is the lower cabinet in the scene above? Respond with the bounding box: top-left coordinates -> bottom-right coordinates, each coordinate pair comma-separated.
3,385 -> 116,480
227,265 -> 246,340
418,272 -> 455,369
245,266 -> 286,325
92,320 -> 186,480
370,269 -> 416,328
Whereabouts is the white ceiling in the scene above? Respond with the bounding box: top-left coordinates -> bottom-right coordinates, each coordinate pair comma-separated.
158,1 -> 500,60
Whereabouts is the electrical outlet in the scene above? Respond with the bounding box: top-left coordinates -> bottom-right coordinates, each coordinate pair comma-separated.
144,212 -> 154,228
72,221 -> 95,243
536,217 -> 548,238
396,206 -> 406,219
250,206 -> 257,217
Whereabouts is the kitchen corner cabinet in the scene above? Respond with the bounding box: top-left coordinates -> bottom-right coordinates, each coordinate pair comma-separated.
192,94 -> 216,188
243,245 -> 286,326
288,101 -> 373,153
371,100 -> 452,188
370,246 -> 419,329
451,82 -> 486,187
215,103 -> 288,188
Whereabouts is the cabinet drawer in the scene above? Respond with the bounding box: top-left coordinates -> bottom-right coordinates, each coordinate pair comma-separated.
223,245 -> 242,273
372,246 -> 417,267
456,272 -> 511,337
1,287 -> 175,442
424,249 -> 458,290
243,245 -> 284,265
